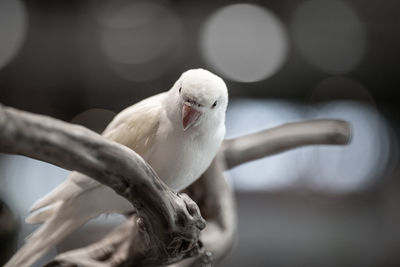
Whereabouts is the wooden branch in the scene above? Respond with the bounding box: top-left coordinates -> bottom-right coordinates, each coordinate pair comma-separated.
46,216 -> 139,267
167,119 -> 351,266
169,152 -> 237,267
223,119 -> 351,169
1,103 -> 352,267
0,104 -> 206,266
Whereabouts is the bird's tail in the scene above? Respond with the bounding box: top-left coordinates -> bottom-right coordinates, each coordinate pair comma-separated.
28,178 -> 82,213
5,189 -> 98,267
5,172 -> 133,267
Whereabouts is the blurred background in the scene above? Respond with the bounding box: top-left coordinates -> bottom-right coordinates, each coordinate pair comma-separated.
0,0 -> 400,266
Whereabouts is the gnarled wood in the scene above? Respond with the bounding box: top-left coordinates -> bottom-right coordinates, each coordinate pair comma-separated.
0,103 -> 351,266
0,104 -> 205,266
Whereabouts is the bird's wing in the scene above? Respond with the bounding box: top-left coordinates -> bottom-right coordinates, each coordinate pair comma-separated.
102,92 -> 165,156
6,93 -> 167,267
29,92 -> 166,213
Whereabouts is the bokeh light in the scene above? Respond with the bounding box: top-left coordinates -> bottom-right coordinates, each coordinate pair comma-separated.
305,101 -> 392,193
0,0 -> 27,70
225,99 -> 305,190
304,77 -> 392,192
1,1 -> 400,266
0,156 -> 68,221
200,3 -> 289,82
97,0 -> 183,81
0,154 -> 68,263
225,95 -> 394,194
309,76 -> 376,103
291,0 -> 365,74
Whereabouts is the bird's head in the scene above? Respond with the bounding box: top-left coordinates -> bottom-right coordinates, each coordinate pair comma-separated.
172,69 -> 228,131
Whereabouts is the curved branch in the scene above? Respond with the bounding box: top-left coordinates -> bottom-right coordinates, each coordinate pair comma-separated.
1,103 -> 352,267
223,119 -> 351,169
0,104 -> 205,266
169,119 -> 352,266
0,104 -> 159,202
171,152 -> 237,267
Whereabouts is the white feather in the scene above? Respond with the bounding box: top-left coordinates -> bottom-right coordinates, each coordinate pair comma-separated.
6,68 -> 228,267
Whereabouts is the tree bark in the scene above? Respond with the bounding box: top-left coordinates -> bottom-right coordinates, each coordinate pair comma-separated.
223,119 -> 351,169
0,104 -> 205,266
0,103 -> 351,266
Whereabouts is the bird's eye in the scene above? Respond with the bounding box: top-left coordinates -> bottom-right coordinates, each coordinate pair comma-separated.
212,101 -> 217,108
179,87 -> 182,94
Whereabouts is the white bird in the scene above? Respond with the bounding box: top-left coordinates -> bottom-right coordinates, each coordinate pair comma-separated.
6,68 -> 229,267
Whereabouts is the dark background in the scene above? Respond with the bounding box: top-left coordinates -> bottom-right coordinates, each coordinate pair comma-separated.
1,0 -> 400,266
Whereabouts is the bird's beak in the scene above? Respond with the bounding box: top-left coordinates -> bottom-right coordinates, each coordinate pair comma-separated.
182,103 -> 201,131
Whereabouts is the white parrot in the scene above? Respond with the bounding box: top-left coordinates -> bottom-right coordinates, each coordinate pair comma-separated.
6,68 -> 229,267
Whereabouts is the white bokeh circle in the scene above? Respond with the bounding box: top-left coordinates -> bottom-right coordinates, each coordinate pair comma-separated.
291,0 -> 365,74
97,1 -> 183,81
200,4 -> 289,82
225,99 -> 306,190
304,101 -> 392,193
0,0 -> 27,70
